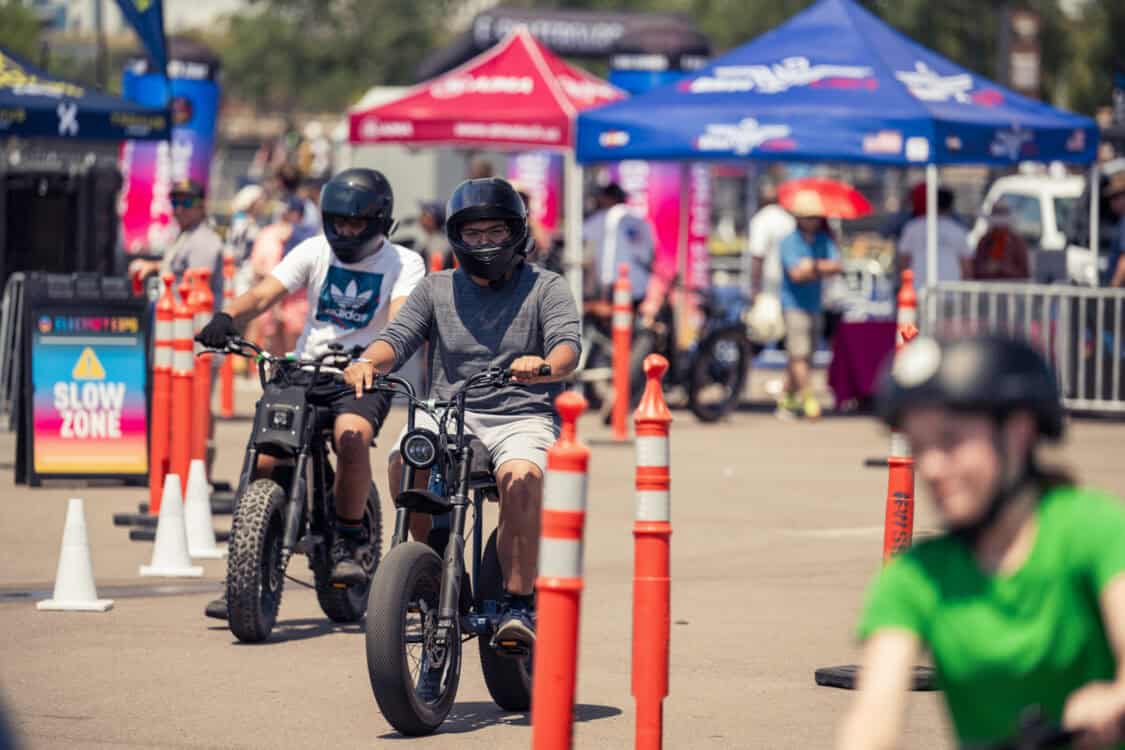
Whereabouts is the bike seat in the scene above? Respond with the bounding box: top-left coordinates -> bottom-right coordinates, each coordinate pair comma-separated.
465,435 -> 497,491
395,488 -> 451,515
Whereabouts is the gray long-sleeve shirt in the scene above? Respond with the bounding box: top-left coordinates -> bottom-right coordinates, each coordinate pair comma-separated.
376,263 -> 581,415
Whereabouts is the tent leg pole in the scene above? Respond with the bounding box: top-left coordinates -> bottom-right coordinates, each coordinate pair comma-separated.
926,164 -> 938,289
1090,162 -> 1100,285
564,151 -> 584,304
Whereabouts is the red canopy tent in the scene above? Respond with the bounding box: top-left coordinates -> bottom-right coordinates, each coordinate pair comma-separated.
348,28 -> 623,297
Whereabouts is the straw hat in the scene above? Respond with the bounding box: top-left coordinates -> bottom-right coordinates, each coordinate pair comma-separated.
1106,171 -> 1125,200
789,189 -> 826,218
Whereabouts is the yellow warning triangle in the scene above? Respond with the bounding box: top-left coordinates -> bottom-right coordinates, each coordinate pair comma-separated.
72,347 -> 106,380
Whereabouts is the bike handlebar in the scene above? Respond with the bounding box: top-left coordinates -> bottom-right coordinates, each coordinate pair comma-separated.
961,708 -> 1076,750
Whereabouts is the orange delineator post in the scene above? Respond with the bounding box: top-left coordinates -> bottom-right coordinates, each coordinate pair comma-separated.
881,317 -> 920,562
428,249 -> 444,273
632,354 -> 673,750
881,269 -> 920,560
169,276 -> 196,487
219,253 -> 235,419
190,269 -> 215,465
148,273 -> 176,515
531,392 -> 590,750
612,263 -> 633,442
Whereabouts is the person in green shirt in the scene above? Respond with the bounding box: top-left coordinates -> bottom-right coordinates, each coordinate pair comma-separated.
837,335 -> 1125,750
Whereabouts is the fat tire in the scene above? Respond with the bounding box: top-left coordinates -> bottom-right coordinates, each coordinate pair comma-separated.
688,328 -> 749,423
366,542 -> 461,736
314,483 -> 382,622
226,479 -> 287,643
477,530 -> 532,711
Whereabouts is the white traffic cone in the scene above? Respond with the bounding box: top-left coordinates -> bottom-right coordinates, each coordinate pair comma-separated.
140,474 -> 203,577
37,498 -> 114,612
184,460 -> 225,559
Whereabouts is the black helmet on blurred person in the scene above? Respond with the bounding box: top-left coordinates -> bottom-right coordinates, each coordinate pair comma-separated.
445,178 -> 531,283
320,168 -> 395,263
877,334 -> 1063,440
876,334 -> 1064,544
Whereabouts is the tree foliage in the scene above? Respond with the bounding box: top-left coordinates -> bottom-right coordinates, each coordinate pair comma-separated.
0,1 -> 44,62
213,0 -> 1115,116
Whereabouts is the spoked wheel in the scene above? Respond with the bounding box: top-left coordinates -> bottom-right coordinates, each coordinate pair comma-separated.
366,542 -> 461,736
688,328 -> 750,423
313,482 -> 382,622
477,529 -> 532,711
226,479 -> 287,643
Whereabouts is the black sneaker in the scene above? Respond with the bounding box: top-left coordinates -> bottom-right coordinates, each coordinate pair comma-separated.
204,593 -> 228,620
329,529 -> 373,586
492,604 -> 535,656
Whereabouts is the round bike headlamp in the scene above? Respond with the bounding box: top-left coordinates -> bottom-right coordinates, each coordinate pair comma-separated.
401,429 -> 438,469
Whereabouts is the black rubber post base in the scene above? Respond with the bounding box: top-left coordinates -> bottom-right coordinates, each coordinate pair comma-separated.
129,528 -> 231,543
113,512 -> 156,527
863,457 -> 889,468
814,664 -> 937,691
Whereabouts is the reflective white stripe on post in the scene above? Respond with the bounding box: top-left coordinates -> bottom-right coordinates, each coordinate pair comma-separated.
890,431 -> 911,459
613,310 -> 633,329
155,319 -> 173,343
543,470 -> 587,513
538,537 -> 584,579
636,489 -> 671,522
173,348 -> 194,373
636,435 -> 669,469
155,344 -> 173,369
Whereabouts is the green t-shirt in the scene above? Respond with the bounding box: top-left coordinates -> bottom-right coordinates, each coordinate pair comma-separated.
857,486 -> 1125,746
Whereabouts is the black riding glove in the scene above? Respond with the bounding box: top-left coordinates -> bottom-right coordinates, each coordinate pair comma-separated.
196,312 -> 237,349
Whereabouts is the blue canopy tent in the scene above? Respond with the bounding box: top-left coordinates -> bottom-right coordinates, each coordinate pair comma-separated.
572,0 -> 1100,289
0,48 -> 169,142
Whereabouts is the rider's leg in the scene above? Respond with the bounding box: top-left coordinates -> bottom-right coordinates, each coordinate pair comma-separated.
333,413 -> 375,521
495,459 -> 543,596
387,453 -> 432,542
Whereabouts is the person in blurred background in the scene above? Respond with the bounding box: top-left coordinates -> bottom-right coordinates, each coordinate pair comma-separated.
510,180 -> 562,274
582,182 -> 662,326
776,191 -> 842,421
1104,173 -> 1125,288
247,196 -> 309,354
417,201 -> 453,272
897,186 -> 971,287
746,179 -> 795,303
969,200 -> 1030,281
468,155 -> 496,180
128,178 -> 224,304
227,184 -> 265,266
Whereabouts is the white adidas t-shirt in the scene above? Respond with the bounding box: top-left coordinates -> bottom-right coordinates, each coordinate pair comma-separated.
271,235 -> 425,358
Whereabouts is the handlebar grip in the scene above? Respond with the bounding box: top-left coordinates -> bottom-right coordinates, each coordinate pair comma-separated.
537,363 -> 552,377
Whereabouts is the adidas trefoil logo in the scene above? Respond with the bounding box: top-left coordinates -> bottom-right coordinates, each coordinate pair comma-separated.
329,280 -> 373,309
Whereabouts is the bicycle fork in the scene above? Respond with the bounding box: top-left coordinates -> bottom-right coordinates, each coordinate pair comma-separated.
434,449 -> 473,649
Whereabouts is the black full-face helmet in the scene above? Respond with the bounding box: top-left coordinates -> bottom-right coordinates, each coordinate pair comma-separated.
320,168 -> 394,263
445,178 -> 531,282
877,334 -> 1063,440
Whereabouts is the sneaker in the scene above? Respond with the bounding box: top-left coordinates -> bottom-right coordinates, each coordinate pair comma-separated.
204,593 -> 228,620
492,604 -> 536,656
775,394 -> 801,421
329,529 -> 373,586
803,395 -> 822,420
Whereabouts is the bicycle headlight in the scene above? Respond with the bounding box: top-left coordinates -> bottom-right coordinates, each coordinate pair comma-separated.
401,429 -> 438,469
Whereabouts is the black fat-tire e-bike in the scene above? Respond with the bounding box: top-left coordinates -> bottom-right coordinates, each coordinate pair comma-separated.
210,337 -> 382,643
363,365 -> 550,736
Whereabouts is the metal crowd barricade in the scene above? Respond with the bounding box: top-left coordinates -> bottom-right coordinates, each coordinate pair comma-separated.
919,281 -> 1125,414
0,273 -> 27,429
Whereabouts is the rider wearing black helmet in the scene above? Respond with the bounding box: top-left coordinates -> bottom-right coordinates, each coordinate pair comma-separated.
345,177 -> 582,653
444,177 -> 533,285
196,167 -> 424,618
839,334 -> 1125,749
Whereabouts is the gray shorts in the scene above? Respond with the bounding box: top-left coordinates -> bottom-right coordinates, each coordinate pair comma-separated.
784,309 -> 822,360
389,410 -> 559,474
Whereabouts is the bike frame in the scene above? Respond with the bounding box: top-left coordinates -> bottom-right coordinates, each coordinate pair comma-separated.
211,339 -> 351,566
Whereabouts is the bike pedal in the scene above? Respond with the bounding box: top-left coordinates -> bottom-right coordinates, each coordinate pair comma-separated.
332,582 -> 347,589
294,535 -> 322,555
493,639 -> 531,658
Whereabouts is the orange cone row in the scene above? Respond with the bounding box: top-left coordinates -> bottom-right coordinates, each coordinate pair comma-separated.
531,392 -> 590,750
148,274 -> 176,514
219,253 -> 235,419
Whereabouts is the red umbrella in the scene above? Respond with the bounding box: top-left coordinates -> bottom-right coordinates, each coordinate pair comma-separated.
778,177 -> 872,219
